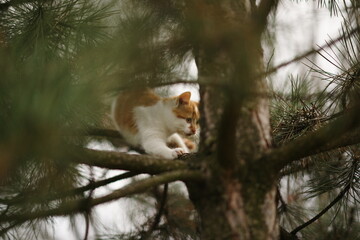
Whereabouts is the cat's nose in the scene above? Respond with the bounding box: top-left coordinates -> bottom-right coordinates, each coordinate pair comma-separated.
190,128 -> 196,134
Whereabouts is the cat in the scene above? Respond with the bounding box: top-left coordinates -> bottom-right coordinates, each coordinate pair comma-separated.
111,89 -> 200,159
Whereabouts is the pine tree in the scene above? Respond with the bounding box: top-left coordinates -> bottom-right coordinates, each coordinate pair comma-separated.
0,0 -> 359,239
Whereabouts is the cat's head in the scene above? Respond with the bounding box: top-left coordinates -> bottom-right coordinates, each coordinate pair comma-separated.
172,92 -> 200,136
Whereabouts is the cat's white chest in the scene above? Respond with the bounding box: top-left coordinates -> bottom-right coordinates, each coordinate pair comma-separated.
133,102 -> 173,137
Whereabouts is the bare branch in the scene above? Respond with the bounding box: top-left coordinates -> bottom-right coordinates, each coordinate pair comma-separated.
291,184 -> 351,235
0,170 -> 203,226
146,183 -> 168,237
262,105 -> 360,171
71,148 -> 192,174
1,172 -> 138,205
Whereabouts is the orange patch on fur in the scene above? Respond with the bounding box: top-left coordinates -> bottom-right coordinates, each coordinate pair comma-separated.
112,89 -> 160,133
173,101 -> 200,120
167,137 -> 196,150
183,138 -> 196,150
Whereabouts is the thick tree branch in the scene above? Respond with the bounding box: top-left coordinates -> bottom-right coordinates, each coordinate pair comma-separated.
71,148 -> 191,174
280,227 -> 299,240
278,127 -> 360,176
0,170 -> 203,225
261,105 -> 360,172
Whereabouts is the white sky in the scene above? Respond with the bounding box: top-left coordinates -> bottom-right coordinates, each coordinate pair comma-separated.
271,0 -> 344,88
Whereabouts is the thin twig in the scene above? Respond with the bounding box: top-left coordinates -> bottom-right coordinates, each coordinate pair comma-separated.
261,26 -> 360,78
150,184 -> 168,232
83,168 -> 95,240
291,184 -> 351,235
141,183 -> 169,240
0,220 -> 25,237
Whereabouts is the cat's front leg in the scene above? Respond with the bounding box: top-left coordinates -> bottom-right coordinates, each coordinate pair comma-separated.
141,134 -> 185,159
167,133 -> 190,153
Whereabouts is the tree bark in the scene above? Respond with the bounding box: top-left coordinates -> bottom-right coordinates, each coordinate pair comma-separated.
184,1 -> 278,239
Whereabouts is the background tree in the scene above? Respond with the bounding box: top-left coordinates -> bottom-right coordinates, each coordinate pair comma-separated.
0,0 -> 359,240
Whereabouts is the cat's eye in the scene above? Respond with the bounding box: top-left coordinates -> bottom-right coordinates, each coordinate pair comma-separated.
186,118 -> 192,123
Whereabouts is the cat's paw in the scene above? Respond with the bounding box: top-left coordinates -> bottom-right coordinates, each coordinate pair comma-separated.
170,148 -> 186,159
152,147 -> 186,159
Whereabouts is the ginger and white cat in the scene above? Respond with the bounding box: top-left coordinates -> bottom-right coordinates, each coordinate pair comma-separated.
111,89 -> 199,159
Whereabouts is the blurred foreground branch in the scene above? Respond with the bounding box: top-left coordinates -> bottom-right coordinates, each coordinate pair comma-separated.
0,170 -> 203,233
0,172 -> 138,206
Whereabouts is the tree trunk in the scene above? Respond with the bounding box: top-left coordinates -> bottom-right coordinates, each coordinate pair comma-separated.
185,1 -> 279,239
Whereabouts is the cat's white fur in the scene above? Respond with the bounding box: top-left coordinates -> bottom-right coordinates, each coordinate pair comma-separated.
111,97 -> 194,159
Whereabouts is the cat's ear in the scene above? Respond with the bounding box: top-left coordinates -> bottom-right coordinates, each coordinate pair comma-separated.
178,92 -> 191,105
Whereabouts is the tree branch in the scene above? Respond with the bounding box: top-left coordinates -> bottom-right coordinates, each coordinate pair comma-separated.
261,105 -> 360,172
278,127 -> 360,176
71,147 -> 192,174
260,26 -> 360,78
1,172 -> 138,205
291,184 -> 351,235
147,183 -> 168,237
0,170 -> 203,225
